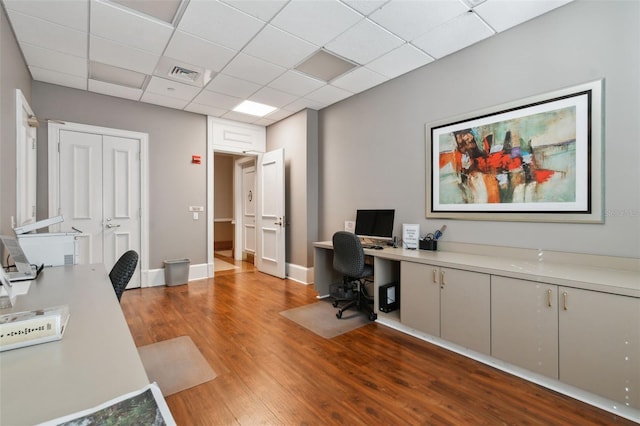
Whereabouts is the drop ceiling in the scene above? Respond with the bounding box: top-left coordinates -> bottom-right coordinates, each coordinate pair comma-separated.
2,0 -> 572,126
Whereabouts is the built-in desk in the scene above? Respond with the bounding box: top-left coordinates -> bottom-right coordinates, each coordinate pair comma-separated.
0,264 -> 150,425
313,241 -> 640,422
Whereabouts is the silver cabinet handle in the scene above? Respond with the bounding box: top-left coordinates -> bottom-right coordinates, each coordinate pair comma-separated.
432,269 -> 437,284
562,291 -> 568,310
547,289 -> 553,307
106,223 -> 121,228
440,270 -> 445,289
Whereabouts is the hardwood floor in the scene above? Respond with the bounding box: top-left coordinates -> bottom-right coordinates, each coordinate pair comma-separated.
121,258 -> 636,425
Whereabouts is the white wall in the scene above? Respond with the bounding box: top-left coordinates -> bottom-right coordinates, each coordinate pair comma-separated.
318,0 -> 640,258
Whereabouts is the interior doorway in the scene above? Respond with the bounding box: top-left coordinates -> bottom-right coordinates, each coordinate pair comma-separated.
213,153 -> 255,272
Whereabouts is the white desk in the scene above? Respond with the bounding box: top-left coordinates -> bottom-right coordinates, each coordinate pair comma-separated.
0,264 -> 149,425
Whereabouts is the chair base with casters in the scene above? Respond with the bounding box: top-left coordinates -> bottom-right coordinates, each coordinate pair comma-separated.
332,277 -> 377,321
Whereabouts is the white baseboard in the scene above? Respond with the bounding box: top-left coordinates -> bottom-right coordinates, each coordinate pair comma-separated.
286,263 -> 313,285
143,263 -> 210,287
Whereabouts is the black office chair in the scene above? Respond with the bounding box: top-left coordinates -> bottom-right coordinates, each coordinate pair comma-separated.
331,231 -> 377,321
109,250 -> 138,302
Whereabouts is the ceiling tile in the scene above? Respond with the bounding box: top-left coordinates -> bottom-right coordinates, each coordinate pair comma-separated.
222,53 -> 287,86
325,18 -> 404,65
369,0 -> 467,41
263,108 -> 297,122
221,110 -> 262,124
249,87 -> 298,108
164,31 -> 237,74
178,0 -> 265,51
88,79 -> 143,101
412,12 -> 494,59
145,76 -> 202,100
268,71 -> 325,97
29,66 -> 87,90
110,0 -> 181,23
192,90 -> 243,110
282,97 -> 325,113
220,0 -> 288,22
305,85 -> 353,105
91,0 -> 173,55
342,0 -> 389,17
90,61 -> 146,88
366,44 -> 433,78
254,117 -> 277,126
90,35 -> 160,75
205,74 -> 261,99
270,0 -> 363,46
7,10 -> 87,57
140,91 -> 190,109
474,0 -> 573,32
3,0 -> 88,31
21,43 -> 87,78
295,49 -> 357,82
184,102 -> 228,117
331,67 -> 387,94
243,25 -> 318,69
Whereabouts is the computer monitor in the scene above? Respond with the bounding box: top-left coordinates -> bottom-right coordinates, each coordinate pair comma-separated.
354,209 -> 395,241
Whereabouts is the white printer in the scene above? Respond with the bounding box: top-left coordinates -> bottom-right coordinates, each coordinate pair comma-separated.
14,216 -> 78,267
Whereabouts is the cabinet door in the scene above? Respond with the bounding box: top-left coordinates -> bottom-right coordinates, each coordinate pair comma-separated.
559,287 -> 640,409
491,276 -> 558,378
400,262 -> 440,336
441,268 -> 491,354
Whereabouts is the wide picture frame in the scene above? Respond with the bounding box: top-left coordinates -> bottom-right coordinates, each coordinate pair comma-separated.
426,79 -> 603,223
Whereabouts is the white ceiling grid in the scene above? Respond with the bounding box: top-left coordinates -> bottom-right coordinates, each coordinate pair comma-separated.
2,0 -> 572,125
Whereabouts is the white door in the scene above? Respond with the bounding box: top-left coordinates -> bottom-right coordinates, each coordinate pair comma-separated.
242,162 -> 256,256
256,148 -> 285,278
56,128 -> 141,288
102,135 -> 141,285
15,89 -> 37,227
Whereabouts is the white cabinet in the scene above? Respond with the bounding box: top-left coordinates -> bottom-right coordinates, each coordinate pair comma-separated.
400,262 -> 440,336
558,287 -> 640,409
492,276 -> 640,409
491,276 -> 559,379
400,262 -> 491,355
208,117 -> 265,154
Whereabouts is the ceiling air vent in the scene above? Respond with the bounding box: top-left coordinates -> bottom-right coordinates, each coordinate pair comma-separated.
169,66 -> 200,82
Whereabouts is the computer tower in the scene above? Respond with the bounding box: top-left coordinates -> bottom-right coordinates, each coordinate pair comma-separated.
378,282 -> 399,313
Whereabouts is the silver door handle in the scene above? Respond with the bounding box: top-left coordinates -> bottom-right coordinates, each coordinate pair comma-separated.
106,223 -> 121,228
274,217 -> 283,226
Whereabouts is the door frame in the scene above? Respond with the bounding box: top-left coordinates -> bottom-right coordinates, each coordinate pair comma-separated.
47,121 -> 149,285
233,156 -> 256,261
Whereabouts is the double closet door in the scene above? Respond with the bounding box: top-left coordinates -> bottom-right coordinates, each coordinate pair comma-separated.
56,127 -> 141,288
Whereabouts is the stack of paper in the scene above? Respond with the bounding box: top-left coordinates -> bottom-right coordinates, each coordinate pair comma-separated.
0,305 -> 69,352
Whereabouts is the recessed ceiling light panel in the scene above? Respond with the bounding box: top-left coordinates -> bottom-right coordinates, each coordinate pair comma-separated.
233,100 -> 278,117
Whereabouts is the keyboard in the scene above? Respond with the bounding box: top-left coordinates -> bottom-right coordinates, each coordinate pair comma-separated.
362,244 -> 384,250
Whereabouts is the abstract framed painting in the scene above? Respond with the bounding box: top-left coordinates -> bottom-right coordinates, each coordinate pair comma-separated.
426,79 -> 603,223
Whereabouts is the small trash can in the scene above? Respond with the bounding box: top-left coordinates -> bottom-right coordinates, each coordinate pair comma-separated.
164,259 -> 190,286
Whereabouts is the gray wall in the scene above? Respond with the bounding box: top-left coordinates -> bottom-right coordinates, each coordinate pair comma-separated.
32,82 -> 207,269
1,4 -> 32,234
267,109 -> 319,267
318,0 -> 640,259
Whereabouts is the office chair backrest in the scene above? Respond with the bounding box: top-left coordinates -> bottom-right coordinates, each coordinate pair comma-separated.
332,231 -> 366,278
109,250 -> 139,302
